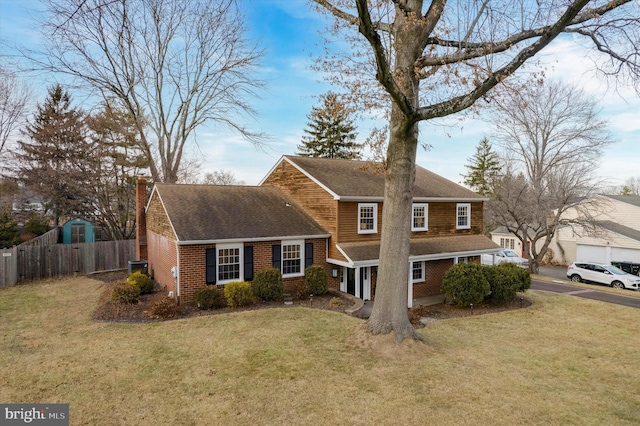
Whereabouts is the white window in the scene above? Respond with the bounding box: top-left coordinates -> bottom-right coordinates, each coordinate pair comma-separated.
358,203 -> 378,234
282,240 -> 304,277
456,203 -> 471,229
500,238 -> 515,250
412,261 -> 425,282
217,244 -> 243,284
412,203 -> 428,231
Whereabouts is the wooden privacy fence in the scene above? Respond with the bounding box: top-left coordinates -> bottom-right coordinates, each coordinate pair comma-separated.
0,239 -> 136,287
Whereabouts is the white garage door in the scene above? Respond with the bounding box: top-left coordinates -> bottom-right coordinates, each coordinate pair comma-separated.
576,245 -> 608,263
611,247 -> 640,263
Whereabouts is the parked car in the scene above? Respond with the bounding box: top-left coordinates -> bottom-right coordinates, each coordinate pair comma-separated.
566,262 -> 640,290
611,261 -> 640,277
481,249 -> 529,268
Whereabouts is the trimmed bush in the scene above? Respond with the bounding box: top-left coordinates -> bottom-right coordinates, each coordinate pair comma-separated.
484,263 -> 531,303
148,297 -> 181,319
127,270 -> 154,295
253,267 -> 284,301
305,265 -> 328,296
441,262 -> 490,306
194,286 -> 226,310
111,280 -> 141,304
224,281 -> 254,307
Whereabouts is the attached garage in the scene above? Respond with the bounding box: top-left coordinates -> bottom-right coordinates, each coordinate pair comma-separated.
576,244 -> 608,263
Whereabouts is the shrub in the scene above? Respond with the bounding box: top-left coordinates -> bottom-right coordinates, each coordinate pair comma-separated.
127,270 -> 154,295
148,297 -> 181,319
484,263 -> 531,303
441,262 -> 490,306
305,264 -> 328,295
194,286 -> 226,310
329,297 -> 344,307
224,281 -> 254,307
291,280 -> 310,300
111,280 -> 141,304
253,267 -> 283,301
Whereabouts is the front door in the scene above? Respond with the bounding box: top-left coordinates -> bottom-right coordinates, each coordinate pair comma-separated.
346,268 -> 356,296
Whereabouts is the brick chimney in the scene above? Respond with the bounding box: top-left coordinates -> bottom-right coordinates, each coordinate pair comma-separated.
135,177 -> 148,260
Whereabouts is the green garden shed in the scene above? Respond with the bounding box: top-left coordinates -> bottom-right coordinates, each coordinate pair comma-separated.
62,218 -> 95,244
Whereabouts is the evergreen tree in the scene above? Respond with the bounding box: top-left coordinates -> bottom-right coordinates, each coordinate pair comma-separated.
0,211 -> 21,248
14,85 -> 93,225
297,93 -> 361,159
462,138 -> 502,196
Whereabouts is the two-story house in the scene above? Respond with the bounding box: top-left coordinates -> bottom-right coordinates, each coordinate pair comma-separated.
137,155 -> 499,306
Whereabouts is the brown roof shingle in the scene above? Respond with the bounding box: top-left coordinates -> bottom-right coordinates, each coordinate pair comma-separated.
284,155 -> 482,199
338,235 -> 499,263
153,184 -> 328,242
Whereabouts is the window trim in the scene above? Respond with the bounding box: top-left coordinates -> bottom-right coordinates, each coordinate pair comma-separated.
456,203 -> 471,230
411,203 -> 428,232
281,240 -> 305,278
358,203 -> 378,234
412,261 -> 425,282
216,243 -> 243,284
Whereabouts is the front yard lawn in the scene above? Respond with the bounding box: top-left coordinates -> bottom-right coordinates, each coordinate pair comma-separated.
1,276 -> 639,425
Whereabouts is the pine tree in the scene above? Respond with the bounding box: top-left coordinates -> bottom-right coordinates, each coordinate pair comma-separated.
462,138 -> 502,196
297,93 -> 361,159
14,85 -> 93,225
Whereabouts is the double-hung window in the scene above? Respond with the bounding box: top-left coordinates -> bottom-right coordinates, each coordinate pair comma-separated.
456,203 -> 471,229
412,261 -> 425,282
500,237 -> 515,250
412,203 -> 428,231
282,241 -> 302,276
217,244 -> 242,283
358,203 -> 378,234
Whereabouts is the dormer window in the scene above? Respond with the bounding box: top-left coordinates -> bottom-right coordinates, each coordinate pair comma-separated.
358,203 -> 378,234
412,203 -> 428,231
456,203 -> 471,229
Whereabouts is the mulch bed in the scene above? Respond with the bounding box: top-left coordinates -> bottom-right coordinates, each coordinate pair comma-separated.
90,270 -> 532,325
409,296 -> 533,327
90,271 -> 356,323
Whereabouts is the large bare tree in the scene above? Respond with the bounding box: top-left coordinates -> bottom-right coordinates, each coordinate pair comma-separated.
488,81 -> 615,273
0,67 -> 29,159
312,0 -> 640,342
30,0 -> 264,183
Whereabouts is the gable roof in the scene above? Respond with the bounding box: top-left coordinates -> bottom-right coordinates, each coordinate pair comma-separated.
262,155 -> 484,201
604,195 -> 640,208
598,220 -> 640,242
150,184 -> 329,244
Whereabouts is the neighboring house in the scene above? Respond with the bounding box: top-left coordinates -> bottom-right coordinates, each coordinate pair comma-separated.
551,195 -> 640,265
62,218 -> 96,244
489,227 -> 526,257
490,195 -> 640,266
137,155 -> 499,306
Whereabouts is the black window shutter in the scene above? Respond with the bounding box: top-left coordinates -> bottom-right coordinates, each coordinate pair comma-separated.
206,248 -> 216,284
272,245 -> 281,270
305,242 -> 314,269
244,246 -> 254,281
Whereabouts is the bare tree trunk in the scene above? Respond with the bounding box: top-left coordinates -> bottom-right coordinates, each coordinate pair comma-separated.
368,113 -> 424,342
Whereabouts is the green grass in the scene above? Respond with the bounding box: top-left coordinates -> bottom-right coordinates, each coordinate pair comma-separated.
1,277 -> 640,425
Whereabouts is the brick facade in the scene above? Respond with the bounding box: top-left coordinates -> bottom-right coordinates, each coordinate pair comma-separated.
176,238 -> 330,305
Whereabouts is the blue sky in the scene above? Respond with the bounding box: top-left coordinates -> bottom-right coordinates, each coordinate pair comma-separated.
1,0 -> 638,189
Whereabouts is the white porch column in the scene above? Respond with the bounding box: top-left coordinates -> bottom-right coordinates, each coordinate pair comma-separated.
407,261 -> 413,308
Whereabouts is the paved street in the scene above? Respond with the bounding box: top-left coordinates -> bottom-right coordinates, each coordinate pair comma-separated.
531,276 -> 640,309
